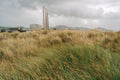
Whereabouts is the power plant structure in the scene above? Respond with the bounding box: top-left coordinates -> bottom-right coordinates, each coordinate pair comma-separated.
43,6 -> 49,30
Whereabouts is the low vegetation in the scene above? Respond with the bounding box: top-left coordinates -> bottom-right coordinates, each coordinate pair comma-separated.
0,30 -> 120,80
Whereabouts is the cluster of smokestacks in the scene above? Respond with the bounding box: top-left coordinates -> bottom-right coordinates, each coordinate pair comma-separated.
43,6 -> 49,30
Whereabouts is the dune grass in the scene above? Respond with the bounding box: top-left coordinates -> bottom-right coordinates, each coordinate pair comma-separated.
0,30 -> 119,80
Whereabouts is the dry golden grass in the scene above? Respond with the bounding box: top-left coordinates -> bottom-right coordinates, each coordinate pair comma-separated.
0,30 -> 119,61
0,30 -> 119,80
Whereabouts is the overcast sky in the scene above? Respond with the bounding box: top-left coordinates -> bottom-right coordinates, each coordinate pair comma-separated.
0,0 -> 120,30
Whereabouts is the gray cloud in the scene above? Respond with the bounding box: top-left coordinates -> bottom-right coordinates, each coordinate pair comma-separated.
0,0 -> 120,31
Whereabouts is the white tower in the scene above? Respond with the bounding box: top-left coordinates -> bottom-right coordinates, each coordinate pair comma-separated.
43,6 -> 49,30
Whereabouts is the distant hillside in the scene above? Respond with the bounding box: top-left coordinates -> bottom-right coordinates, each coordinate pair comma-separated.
52,25 -> 112,31
0,26 -> 8,30
53,25 -> 90,30
54,25 -> 69,30
0,26 -> 5,29
94,27 -> 112,31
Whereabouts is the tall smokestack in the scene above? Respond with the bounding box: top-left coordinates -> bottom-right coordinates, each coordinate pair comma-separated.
43,6 -> 49,30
